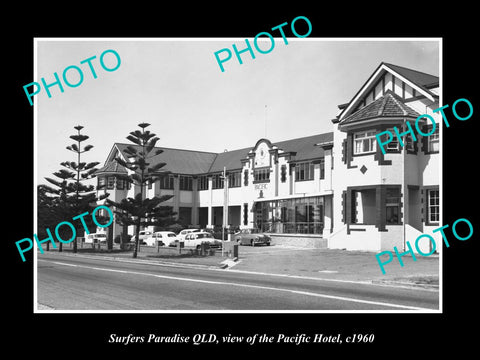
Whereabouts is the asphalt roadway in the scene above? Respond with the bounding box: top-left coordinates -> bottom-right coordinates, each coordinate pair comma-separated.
36,250 -> 439,311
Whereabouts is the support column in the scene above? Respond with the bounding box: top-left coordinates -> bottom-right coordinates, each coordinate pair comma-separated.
173,175 -> 180,219
323,195 -> 333,236
376,185 -> 387,232
192,176 -> 199,227
323,147 -> 333,191
346,188 -> 353,234
207,176 -> 213,229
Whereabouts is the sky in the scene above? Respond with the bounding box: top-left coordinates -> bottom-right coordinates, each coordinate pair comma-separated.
35,38 -> 440,185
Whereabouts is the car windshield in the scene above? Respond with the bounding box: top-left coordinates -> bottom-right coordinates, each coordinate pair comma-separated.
97,234 -> 107,238
167,233 -> 176,237
242,229 -> 259,234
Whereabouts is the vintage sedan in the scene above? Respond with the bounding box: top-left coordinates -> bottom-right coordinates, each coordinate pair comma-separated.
183,231 -> 222,249
143,231 -> 178,246
233,229 -> 271,246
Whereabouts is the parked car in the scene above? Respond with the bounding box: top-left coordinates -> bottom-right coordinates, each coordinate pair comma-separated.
182,231 -> 222,249
176,228 -> 200,241
233,229 -> 271,246
143,231 -> 178,246
131,230 -> 153,243
84,232 -> 107,244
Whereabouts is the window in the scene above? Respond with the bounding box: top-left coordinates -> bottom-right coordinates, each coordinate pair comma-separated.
179,175 -> 192,191
97,177 -> 106,189
254,168 -> 270,182
254,197 -> 324,234
228,171 -> 241,188
428,189 -> 439,223
212,174 -> 224,189
406,133 -> 415,152
386,128 -> 399,152
354,131 -> 377,154
117,178 -> 125,190
428,126 -> 439,153
198,175 -> 208,191
281,165 -> 287,183
295,162 -> 314,181
244,169 -> 249,186
159,174 -> 174,189
319,159 -> 325,180
107,176 -> 115,190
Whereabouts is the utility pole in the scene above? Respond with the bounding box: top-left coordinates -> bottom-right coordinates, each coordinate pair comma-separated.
264,104 -> 267,138
222,166 -> 229,256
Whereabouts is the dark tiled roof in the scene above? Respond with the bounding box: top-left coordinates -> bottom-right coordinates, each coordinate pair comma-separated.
115,143 -> 217,175
107,132 -> 334,176
208,147 -> 251,173
208,132 -> 334,173
275,133 -> 333,162
96,160 -> 128,175
341,91 -> 420,125
383,63 -> 439,88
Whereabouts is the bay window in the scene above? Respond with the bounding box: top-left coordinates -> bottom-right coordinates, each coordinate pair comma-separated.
354,131 -> 376,154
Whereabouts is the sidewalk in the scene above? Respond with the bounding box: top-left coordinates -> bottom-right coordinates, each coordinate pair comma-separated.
38,244 -> 440,290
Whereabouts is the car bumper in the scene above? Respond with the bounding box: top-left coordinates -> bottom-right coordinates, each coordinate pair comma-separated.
253,237 -> 270,245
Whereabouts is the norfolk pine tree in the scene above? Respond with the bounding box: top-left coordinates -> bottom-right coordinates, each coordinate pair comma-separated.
43,125 -> 108,252
105,122 -> 173,258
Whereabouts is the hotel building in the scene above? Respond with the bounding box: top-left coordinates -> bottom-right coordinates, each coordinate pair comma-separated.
95,62 -> 441,252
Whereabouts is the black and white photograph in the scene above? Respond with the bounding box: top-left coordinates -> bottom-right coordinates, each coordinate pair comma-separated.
7,6 -> 478,355
33,38 -> 441,313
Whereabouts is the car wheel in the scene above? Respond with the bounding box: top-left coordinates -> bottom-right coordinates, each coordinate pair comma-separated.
196,245 -> 201,250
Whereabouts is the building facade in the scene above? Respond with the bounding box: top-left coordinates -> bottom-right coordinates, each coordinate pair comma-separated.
95,62 -> 440,252
329,63 -> 440,253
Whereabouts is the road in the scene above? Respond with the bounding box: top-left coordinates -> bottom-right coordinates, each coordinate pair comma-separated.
37,253 -> 439,311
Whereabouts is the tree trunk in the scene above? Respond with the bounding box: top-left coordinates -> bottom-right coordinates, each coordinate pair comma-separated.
133,219 -> 141,258
107,225 -> 113,251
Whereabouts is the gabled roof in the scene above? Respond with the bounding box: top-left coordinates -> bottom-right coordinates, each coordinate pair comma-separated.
340,91 -> 420,125
383,63 -> 439,88
208,147 -> 251,173
100,132 -> 334,177
95,160 -> 128,175
274,132 -> 333,162
207,132 -> 334,172
337,62 -> 439,123
114,143 -> 217,175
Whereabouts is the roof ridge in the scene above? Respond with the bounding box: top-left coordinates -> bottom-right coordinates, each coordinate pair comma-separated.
114,142 -> 219,155
206,153 -> 220,173
377,95 -> 389,116
385,91 -> 408,116
383,62 -> 439,79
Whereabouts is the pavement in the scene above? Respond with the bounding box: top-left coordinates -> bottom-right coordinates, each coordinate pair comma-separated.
37,243 -> 440,290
